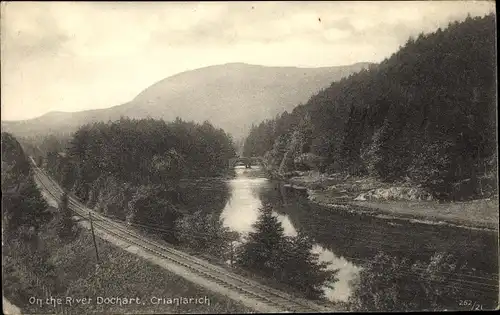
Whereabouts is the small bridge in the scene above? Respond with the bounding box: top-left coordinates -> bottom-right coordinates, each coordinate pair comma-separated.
228,156 -> 266,169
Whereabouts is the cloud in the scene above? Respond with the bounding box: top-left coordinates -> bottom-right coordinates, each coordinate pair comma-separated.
0,1 -> 495,120
1,3 -> 69,61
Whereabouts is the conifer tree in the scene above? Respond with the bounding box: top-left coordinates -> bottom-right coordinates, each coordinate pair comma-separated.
282,232 -> 338,299
236,205 -> 287,276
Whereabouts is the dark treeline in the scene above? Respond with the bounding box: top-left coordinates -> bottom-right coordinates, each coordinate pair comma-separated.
40,117 -> 236,189
20,133 -> 72,160
2,132 -> 52,238
40,117 -> 236,241
2,132 -> 62,292
2,131 -> 80,245
243,14 -> 497,200
65,117 -> 236,191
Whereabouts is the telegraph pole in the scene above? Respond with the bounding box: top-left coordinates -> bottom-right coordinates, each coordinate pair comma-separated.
89,212 -> 100,265
229,241 -> 234,266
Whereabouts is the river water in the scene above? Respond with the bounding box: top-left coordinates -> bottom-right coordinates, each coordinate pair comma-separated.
219,166 -> 360,302
180,165 -> 498,306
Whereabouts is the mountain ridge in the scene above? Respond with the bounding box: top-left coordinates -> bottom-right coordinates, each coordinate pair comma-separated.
2,62 -> 372,139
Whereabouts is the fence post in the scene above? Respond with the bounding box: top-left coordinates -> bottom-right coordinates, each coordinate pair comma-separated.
89,212 -> 100,265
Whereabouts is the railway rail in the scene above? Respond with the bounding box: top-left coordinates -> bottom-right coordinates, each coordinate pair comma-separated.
31,160 -> 334,313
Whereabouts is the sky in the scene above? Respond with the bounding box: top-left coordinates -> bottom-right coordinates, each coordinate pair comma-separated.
0,1 -> 495,121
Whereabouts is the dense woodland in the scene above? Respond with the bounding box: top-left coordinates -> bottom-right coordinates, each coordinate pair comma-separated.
2,133 -> 52,238
30,117 -> 236,183
28,118 -> 237,240
2,131 -> 81,245
1,132 -> 245,313
243,14 -> 497,200
66,118 -> 235,186
2,132 -> 62,300
7,122 -> 337,300
3,131 -> 479,308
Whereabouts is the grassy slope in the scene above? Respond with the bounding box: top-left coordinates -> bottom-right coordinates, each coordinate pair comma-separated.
287,172 -> 499,230
2,215 -> 251,314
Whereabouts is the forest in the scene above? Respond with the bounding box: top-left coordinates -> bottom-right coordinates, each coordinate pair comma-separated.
10,121 -> 338,300
2,132 -> 52,239
3,130 -> 475,308
2,132 -> 60,304
1,131 -> 251,313
23,118 -> 236,240
243,14 -> 497,201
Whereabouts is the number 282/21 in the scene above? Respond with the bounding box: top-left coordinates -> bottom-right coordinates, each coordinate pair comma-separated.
459,300 -> 483,310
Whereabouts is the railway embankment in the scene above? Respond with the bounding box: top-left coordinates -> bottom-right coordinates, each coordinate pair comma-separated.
3,203 -> 252,314
26,167 -> 337,313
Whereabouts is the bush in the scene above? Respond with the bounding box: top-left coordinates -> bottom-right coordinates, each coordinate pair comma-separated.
56,192 -> 79,242
349,252 -> 468,311
236,205 -> 338,299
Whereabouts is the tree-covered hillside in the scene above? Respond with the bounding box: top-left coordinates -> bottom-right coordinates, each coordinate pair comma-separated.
1,132 -> 51,238
243,14 -> 497,200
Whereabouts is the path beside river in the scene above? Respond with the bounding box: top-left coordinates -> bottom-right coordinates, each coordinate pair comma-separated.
284,171 -> 498,231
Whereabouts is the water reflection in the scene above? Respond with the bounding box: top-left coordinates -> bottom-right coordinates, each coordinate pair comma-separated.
311,244 -> 362,302
274,211 -> 362,301
179,177 -> 231,215
220,165 -> 360,302
220,166 -> 268,233
190,165 -> 496,305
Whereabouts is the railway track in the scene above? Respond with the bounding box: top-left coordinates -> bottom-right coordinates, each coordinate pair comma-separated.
31,162 -> 334,313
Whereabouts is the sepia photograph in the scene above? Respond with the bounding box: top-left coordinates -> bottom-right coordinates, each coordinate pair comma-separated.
1,1 -> 498,313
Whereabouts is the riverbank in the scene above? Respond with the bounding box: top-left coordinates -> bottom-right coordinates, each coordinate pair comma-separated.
283,171 -> 499,231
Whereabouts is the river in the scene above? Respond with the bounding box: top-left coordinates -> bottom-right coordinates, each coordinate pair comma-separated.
180,165 -> 498,307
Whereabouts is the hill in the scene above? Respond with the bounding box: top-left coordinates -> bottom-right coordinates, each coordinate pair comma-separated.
1,62 -> 371,139
243,14 -> 497,201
